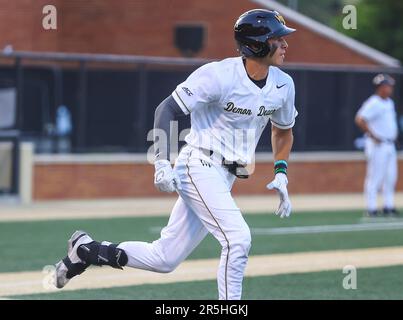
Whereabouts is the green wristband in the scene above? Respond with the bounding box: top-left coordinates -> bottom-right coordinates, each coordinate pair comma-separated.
274,160 -> 288,175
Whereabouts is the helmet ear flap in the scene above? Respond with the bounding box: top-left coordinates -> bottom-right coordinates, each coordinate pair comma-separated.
238,44 -> 255,57
238,39 -> 271,58
258,42 -> 271,57
266,41 -> 278,57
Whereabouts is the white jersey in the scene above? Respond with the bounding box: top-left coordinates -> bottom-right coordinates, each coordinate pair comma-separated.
172,56 -> 298,164
357,94 -> 398,141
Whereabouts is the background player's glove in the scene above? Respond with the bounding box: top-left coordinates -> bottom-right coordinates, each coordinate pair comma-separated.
266,173 -> 292,218
154,160 -> 182,193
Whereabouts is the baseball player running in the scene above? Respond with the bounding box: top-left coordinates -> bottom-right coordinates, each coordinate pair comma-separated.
355,74 -> 399,217
53,9 -> 298,300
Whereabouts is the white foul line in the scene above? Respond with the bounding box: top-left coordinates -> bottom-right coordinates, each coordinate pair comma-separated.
251,221 -> 403,235
149,220 -> 403,236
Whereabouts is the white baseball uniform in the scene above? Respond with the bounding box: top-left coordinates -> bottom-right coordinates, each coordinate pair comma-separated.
118,57 -> 297,299
356,94 -> 398,211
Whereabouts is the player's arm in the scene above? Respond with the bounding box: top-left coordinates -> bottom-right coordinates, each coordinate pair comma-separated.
271,126 -> 293,162
266,79 -> 297,218
153,95 -> 187,193
153,95 -> 187,161
266,125 -> 293,218
153,62 -> 220,193
355,115 -> 381,143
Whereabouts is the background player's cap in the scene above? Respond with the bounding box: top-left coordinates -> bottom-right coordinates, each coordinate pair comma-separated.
372,73 -> 395,87
234,9 -> 296,58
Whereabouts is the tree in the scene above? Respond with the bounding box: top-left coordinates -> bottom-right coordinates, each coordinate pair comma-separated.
333,0 -> 403,63
276,0 -> 343,25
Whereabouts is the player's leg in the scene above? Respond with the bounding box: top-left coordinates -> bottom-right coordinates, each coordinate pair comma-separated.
177,148 -> 252,300
117,197 -> 208,272
364,141 -> 385,215
54,197 -> 208,288
382,145 -> 398,214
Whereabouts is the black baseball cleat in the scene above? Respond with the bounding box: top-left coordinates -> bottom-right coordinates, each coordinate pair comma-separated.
383,208 -> 400,217
54,230 -> 94,289
365,210 -> 379,218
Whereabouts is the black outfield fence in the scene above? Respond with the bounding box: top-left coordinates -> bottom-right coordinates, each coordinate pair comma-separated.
0,51 -> 402,154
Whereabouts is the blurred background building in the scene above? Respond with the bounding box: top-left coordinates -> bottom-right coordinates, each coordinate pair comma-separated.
0,0 -> 402,200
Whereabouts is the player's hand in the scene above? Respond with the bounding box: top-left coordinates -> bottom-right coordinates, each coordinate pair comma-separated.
154,160 -> 182,193
368,131 -> 382,144
266,173 -> 292,218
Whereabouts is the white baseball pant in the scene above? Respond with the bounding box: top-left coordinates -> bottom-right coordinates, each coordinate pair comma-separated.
118,145 -> 251,300
364,138 -> 398,211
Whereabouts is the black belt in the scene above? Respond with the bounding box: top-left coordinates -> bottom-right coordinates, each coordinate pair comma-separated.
200,148 -> 249,179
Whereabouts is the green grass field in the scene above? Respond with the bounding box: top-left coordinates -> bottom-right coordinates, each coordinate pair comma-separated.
1,209 -> 403,299
15,265 -> 403,300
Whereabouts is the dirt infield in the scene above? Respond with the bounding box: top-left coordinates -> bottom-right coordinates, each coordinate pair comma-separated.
1,246 -> 403,297
2,192 -> 402,222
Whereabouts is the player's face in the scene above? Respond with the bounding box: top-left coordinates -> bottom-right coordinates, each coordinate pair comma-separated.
378,84 -> 394,98
266,36 -> 288,66
384,84 -> 394,97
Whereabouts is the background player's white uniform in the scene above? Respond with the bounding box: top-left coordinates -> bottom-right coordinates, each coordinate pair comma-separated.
117,57 -> 297,300
356,94 -> 398,212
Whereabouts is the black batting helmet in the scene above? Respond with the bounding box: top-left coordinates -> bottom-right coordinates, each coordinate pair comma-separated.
234,9 -> 296,58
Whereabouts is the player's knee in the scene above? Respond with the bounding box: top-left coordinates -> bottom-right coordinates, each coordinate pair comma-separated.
158,256 -> 181,273
236,228 -> 252,254
224,227 -> 251,256
158,263 -> 176,273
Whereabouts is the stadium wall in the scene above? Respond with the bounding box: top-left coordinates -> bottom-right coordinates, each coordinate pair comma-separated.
32,152 -> 403,200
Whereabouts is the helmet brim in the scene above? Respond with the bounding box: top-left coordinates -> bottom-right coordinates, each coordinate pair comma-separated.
272,26 -> 296,38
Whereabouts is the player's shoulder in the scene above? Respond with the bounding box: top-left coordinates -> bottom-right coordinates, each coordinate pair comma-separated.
193,57 -> 238,77
270,66 -> 295,87
197,57 -> 240,87
206,57 -> 240,75
217,56 -> 241,66
385,97 -> 395,105
364,95 -> 382,107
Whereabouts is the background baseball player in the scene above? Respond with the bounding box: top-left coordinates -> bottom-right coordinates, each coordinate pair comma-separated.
53,9 -> 298,300
355,74 -> 399,217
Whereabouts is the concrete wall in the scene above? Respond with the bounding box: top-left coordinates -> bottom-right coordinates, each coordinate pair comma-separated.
0,142 -> 12,190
